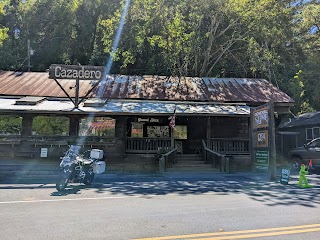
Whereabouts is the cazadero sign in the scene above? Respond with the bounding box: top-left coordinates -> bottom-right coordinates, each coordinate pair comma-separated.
49,64 -> 105,80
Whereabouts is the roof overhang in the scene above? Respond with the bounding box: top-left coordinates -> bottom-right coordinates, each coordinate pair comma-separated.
0,98 -> 250,116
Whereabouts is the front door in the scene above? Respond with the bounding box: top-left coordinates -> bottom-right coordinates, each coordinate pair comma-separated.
181,117 -> 206,154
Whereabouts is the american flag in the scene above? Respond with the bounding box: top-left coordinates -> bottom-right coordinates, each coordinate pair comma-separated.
168,111 -> 176,129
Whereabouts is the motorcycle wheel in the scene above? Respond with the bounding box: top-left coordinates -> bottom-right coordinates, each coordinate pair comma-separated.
83,171 -> 94,185
56,175 -> 69,191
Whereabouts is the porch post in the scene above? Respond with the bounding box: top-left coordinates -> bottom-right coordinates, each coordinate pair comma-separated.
206,116 -> 211,147
171,127 -> 174,149
270,103 -> 277,180
21,114 -> 34,137
69,115 -> 80,136
249,109 -> 254,171
115,116 -> 127,155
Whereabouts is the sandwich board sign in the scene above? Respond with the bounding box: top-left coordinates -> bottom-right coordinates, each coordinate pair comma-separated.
280,168 -> 291,185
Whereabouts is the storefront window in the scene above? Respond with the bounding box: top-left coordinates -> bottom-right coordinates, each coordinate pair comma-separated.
147,126 -> 169,138
131,123 -> 144,137
79,117 -> 115,137
173,125 -> 187,139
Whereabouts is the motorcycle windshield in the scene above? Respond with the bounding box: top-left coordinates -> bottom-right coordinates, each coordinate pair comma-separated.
69,145 -> 81,155
60,157 -> 72,167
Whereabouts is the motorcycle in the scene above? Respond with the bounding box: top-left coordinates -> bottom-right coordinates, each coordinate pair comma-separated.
56,145 -> 106,192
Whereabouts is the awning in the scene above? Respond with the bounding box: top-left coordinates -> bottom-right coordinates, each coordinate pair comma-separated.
0,98 -> 250,116
99,100 -> 250,116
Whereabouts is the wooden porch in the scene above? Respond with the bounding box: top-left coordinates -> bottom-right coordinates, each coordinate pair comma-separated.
125,137 -> 249,154
0,135 -> 251,171
125,137 -> 251,173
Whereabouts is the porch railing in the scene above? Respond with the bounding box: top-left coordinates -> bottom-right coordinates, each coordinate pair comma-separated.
210,138 -> 249,154
126,138 -> 171,153
0,135 -> 115,147
202,140 -> 229,172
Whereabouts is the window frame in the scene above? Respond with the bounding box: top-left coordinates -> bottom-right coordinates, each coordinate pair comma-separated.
305,127 -> 320,140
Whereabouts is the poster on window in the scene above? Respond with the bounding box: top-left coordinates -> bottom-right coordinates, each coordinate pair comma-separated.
131,122 -> 144,137
173,125 -> 187,139
147,126 -> 169,138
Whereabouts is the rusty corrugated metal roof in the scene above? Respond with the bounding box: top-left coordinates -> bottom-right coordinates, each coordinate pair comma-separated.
0,71 -> 93,98
0,71 -> 294,104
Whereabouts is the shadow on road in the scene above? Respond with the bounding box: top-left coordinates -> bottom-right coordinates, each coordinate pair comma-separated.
50,186 -> 83,196
91,176 -> 320,208
1,174 -> 320,207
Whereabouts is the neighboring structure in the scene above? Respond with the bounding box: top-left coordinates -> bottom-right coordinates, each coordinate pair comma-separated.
278,112 -> 320,158
0,70 -> 294,173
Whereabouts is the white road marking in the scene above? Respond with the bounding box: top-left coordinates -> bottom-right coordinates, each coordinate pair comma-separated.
0,195 -> 142,204
0,191 -> 248,204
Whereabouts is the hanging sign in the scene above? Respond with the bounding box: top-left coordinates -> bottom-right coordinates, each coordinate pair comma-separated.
256,130 -> 269,147
251,102 -> 275,174
49,64 -> 105,80
255,150 -> 269,165
253,107 -> 269,129
137,118 -> 159,123
255,149 -> 269,172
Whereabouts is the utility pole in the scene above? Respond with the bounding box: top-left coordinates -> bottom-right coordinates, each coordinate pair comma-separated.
27,39 -> 31,72
27,39 -> 34,72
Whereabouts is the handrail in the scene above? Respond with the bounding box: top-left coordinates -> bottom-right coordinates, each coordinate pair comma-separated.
202,140 -> 225,157
162,148 -> 177,157
202,140 -> 229,173
158,147 -> 178,173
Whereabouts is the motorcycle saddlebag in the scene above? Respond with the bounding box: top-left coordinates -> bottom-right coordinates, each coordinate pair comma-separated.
93,161 -> 106,174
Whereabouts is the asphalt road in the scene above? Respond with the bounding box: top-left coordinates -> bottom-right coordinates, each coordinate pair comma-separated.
0,175 -> 320,240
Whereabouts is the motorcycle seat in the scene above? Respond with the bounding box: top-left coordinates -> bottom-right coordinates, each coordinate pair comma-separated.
82,160 -> 93,165
77,158 -> 93,165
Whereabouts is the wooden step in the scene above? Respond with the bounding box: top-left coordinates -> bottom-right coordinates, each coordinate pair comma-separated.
167,153 -> 216,172
176,155 -> 202,161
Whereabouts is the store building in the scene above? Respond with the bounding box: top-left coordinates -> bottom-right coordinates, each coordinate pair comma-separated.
0,70 -> 294,173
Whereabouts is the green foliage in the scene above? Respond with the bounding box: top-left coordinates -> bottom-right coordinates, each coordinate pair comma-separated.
0,115 -> 22,134
288,70 -> 306,113
32,116 -> 69,136
293,0 -> 320,52
299,101 -> 315,115
0,0 -> 319,113
0,0 -> 9,46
